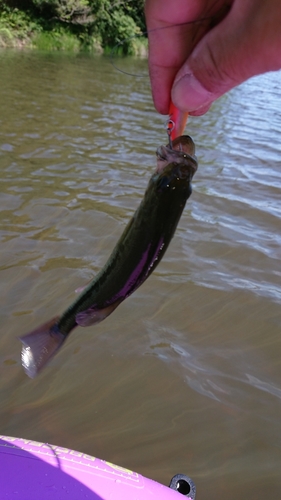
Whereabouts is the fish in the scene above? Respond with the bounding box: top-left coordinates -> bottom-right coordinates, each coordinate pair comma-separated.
19,135 -> 198,378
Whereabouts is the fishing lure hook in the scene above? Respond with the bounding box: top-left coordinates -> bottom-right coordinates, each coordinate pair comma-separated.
165,118 -> 175,149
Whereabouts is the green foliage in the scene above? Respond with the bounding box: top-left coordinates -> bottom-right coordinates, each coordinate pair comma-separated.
32,0 -> 93,24
33,29 -> 80,51
92,6 -> 140,53
89,0 -> 146,53
0,4 -> 40,46
0,0 -> 147,53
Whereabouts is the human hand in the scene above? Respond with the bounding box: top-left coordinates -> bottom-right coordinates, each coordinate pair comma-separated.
145,0 -> 281,116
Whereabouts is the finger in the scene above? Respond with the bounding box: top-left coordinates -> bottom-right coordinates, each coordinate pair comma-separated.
146,23 -> 198,114
189,103 -> 212,116
172,0 -> 281,113
145,0 -> 218,114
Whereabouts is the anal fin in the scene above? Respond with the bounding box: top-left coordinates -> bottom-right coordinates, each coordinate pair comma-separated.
75,300 -> 122,327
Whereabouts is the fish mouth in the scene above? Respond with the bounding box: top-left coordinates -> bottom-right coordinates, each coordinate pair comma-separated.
156,135 -> 198,174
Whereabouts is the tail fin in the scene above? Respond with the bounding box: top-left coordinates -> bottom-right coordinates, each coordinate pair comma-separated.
19,317 -> 65,378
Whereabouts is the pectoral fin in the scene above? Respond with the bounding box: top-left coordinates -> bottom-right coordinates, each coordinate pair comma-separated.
75,299 -> 122,327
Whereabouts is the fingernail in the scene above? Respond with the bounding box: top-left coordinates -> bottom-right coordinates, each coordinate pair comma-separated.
172,66 -> 213,112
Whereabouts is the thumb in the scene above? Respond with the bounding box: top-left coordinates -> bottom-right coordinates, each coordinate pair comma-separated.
171,1 -> 281,114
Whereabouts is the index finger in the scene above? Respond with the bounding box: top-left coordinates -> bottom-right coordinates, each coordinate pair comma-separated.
145,0 -> 230,114
145,0 -> 208,114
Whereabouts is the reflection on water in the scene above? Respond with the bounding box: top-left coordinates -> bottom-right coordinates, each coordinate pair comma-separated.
147,320 -> 281,408
0,50 -> 281,500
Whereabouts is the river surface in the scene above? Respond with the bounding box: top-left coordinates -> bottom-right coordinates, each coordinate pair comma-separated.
0,49 -> 281,500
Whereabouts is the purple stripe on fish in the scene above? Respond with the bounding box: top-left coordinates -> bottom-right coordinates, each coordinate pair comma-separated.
75,239 -> 165,327
108,237 -> 165,303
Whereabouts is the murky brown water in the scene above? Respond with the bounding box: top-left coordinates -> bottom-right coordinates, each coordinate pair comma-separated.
0,49 -> 281,499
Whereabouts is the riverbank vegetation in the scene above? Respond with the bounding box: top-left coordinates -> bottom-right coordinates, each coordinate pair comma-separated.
0,0 -> 147,54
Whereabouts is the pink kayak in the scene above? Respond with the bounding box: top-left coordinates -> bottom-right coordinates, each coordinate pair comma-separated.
0,435 -> 196,499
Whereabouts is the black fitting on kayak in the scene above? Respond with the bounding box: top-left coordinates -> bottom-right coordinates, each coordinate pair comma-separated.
169,474 -> 196,498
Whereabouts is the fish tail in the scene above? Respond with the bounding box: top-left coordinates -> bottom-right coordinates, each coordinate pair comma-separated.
19,317 -> 65,378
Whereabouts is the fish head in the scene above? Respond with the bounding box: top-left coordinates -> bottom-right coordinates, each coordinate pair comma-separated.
156,135 -> 198,184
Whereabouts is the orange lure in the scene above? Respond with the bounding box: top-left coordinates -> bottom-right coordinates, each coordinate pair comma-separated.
168,102 -> 189,141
